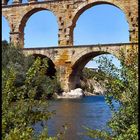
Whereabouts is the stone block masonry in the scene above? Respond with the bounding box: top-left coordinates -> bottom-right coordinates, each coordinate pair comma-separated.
2,0 -> 138,47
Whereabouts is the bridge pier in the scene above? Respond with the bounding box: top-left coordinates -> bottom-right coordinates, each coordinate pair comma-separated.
57,73 -> 81,92
55,64 -> 73,92
10,32 -> 24,47
22,43 -> 138,93
2,0 -> 8,5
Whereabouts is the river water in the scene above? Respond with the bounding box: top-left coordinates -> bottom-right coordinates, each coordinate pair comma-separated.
35,96 -> 119,140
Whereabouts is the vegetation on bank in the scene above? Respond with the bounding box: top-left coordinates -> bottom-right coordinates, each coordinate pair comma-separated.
84,47 -> 138,140
80,68 -> 106,94
2,41 -> 66,140
2,40 -> 138,140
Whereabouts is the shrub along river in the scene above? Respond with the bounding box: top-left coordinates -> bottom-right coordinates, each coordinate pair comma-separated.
34,96 -> 119,140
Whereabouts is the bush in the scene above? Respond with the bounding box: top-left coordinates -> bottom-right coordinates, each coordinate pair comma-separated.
84,47 -> 138,140
2,43 -> 63,140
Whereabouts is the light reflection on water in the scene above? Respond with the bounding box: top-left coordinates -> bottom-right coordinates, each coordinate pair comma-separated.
34,96 -> 119,140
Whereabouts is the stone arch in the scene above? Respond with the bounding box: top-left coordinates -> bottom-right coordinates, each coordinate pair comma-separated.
32,53 -> 56,78
69,50 -> 120,90
19,8 -> 58,47
2,15 -> 11,42
70,1 -> 130,44
2,14 -> 12,31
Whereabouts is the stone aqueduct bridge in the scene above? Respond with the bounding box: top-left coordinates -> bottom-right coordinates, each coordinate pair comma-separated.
2,0 -> 138,46
22,43 -> 138,91
2,0 -> 138,91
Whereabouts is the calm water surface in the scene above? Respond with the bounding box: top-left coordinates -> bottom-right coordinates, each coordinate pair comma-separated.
35,96 -> 118,140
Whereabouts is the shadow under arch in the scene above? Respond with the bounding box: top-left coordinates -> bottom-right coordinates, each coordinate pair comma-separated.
69,51 -> 120,90
2,15 -> 11,42
19,8 -> 58,48
71,1 -> 130,44
32,54 -> 56,78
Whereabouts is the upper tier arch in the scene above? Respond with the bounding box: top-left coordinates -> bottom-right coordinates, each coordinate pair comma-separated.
19,8 -> 58,47
70,1 -> 130,44
19,7 -> 58,33
2,0 -> 138,46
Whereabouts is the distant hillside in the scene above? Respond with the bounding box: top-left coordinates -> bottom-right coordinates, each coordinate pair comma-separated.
80,67 -> 106,95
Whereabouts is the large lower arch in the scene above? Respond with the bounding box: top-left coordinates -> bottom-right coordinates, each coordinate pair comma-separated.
19,8 -> 58,48
71,1 -> 130,44
69,51 -> 120,90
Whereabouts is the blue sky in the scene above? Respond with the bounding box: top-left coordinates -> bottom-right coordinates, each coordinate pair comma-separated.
2,4 -> 129,68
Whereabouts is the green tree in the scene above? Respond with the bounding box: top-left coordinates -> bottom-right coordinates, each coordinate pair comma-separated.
84,47 -> 138,140
2,43 -> 65,140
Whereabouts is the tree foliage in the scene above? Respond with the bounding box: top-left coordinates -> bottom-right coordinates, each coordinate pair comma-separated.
80,68 -> 106,94
84,47 -> 138,140
81,67 -> 106,81
2,42 -> 65,140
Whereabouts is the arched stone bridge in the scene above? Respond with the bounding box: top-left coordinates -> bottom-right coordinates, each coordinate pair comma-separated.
2,0 -> 138,91
2,0 -> 138,47
22,43 -> 138,91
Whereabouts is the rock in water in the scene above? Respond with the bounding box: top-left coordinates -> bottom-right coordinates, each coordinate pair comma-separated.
57,88 -> 84,99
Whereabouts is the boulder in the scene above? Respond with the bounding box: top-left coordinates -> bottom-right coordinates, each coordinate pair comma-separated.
57,88 -> 84,99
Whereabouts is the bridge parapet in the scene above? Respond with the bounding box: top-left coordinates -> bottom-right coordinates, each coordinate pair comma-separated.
22,43 -> 138,62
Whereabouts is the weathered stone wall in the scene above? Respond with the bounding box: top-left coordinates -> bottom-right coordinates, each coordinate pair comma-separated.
2,0 -> 138,91
22,43 -> 138,91
2,0 -> 138,47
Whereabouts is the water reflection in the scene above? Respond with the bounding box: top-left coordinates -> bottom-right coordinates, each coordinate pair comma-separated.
45,96 -> 115,140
